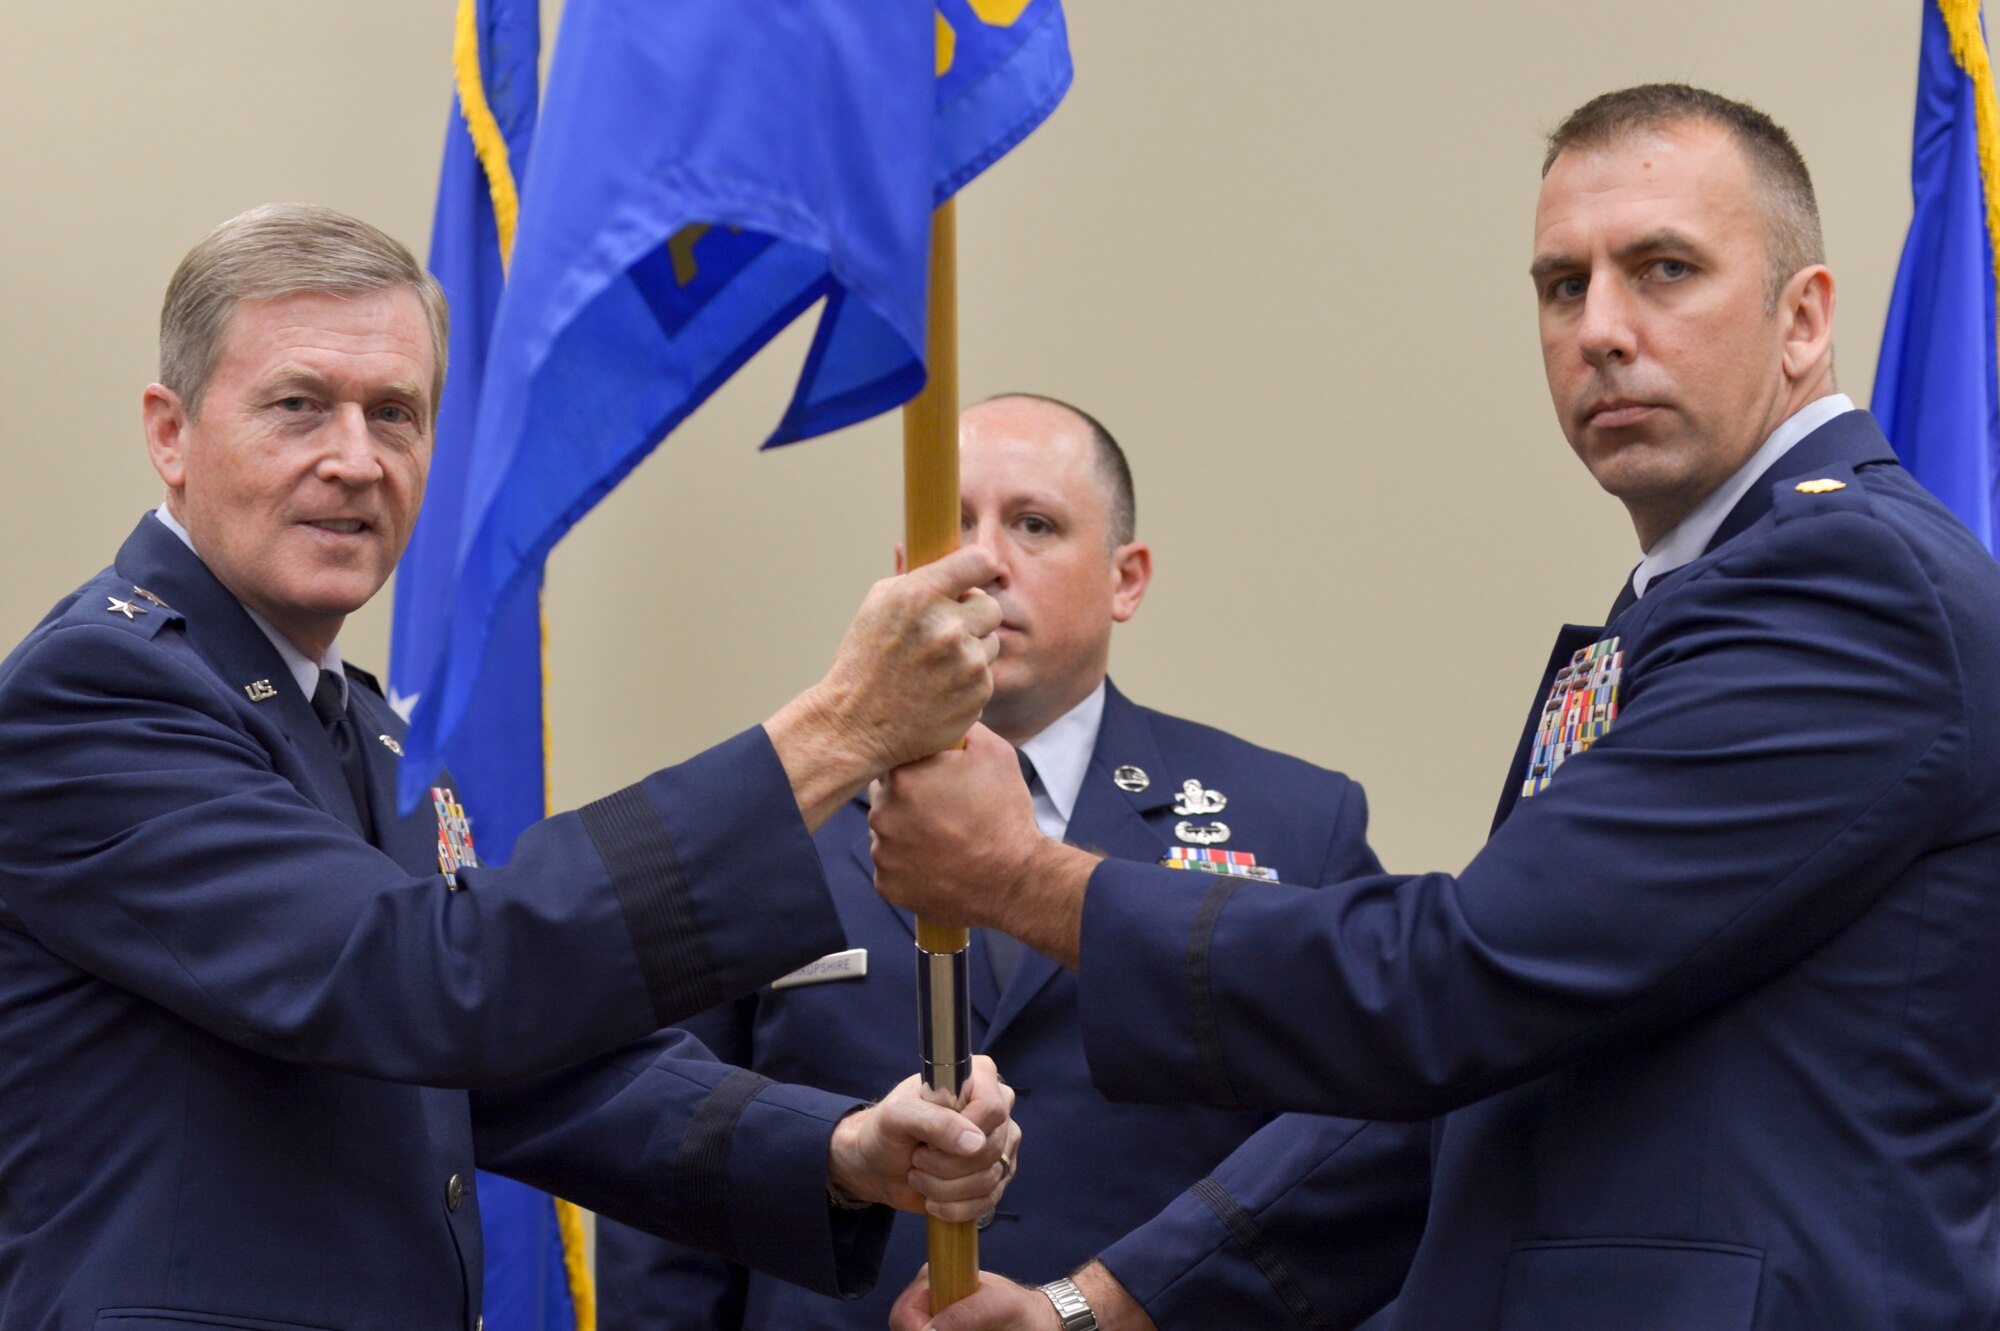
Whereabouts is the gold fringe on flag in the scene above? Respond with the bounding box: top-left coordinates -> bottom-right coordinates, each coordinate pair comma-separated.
451,0 -> 523,269
1939,0 -> 2000,337
449,4 -> 592,1326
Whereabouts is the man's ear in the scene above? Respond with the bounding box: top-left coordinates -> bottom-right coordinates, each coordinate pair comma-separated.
142,383 -> 191,497
1778,264 -> 1835,384
1109,541 -> 1152,623
893,541 -> 906,576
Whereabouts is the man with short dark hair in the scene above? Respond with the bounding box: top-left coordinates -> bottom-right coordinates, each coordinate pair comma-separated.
875,84 -> 2000,1330
0,203 -> 1022,1330
596,393 -> 1397,1330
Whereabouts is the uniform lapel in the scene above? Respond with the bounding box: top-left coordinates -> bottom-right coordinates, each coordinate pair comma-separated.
1489,623 -> 1605,834
113,518 -> 366,838
345,683 -> 443,873
985,682 -> 1171,1044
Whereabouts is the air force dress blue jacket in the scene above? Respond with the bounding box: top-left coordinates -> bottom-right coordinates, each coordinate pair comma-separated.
0,516 -> 888,1331
1079,412 -> 2000,1330
597,682 -> 1414,1330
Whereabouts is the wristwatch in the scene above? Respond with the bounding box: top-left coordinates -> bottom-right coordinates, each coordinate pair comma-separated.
1037,1276 -> 1099,1331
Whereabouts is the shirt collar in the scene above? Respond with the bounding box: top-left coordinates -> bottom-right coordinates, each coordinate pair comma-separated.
152,504 -> 344,706
1631,394 -> 1855,597
1014,679 -> 1107,835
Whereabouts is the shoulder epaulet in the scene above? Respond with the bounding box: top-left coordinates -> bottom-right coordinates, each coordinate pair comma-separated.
74,577 -> 181,641
1772,463 -> 1872,523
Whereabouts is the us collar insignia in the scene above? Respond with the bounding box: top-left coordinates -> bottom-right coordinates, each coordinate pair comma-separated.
1175,819 -> 1230,846
1161,846 -> 1277,882
433,786 -> 478,888
244,679 -> 279,703
1520,635 -> 1623,800
1171,779 -> 1226,816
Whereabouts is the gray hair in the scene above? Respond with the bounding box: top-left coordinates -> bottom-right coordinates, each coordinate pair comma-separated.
159,203 -> 448,420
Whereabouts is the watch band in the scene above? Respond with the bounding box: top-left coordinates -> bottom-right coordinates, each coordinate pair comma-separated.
1038,1276 -> 1099,1331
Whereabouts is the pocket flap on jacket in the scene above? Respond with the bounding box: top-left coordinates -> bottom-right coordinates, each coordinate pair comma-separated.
1497,1238 -> 1763,1331
96,1308 -> 337,1331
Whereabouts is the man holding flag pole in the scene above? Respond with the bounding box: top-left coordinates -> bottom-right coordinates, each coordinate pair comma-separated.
0,197 -> 1023,1331
874,60 -> 2000,1331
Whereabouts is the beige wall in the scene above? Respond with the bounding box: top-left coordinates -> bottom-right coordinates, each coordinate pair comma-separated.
0,3 -> 1937,873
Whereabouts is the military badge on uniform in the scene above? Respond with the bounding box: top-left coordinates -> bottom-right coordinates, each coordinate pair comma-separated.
1171,779 -> 1227,816
1520,636 -> 1623,800
131,586 -> 171,610
106,596 -> 146,621
244,679 -> 278,703
1112,765 -> 1150,792
1175,819 -> 1230,846
433,786 -> 478,888
376,734 -> 404,756
1160,846 -> 1278,882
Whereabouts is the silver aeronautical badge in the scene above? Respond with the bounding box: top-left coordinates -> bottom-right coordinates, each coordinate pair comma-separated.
1175,819 -> 1231,846
1112,765 -> 1150,793
1171,779 -> 1227,816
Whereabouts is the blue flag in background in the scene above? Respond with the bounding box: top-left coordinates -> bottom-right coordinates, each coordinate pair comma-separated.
396,0 -> 1072,815
389,1 -> 586,1327
1875,0 -> 2000,553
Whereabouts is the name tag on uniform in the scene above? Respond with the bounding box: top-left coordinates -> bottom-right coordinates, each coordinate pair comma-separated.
771,947 -> 869,990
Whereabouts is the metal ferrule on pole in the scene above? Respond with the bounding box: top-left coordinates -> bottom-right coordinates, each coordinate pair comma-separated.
916,943 -> 973,1097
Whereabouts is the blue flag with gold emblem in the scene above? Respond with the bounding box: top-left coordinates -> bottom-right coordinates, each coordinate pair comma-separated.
396,0 -> 1071,814
1874,0 -> 2000,553
388,1 -> 589,1327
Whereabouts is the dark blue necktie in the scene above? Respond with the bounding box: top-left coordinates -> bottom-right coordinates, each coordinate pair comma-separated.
311,669 -> 376,842
1607,568 -> 1640,622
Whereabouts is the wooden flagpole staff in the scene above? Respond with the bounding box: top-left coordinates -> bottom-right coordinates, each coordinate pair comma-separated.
901,196 -> 980,1310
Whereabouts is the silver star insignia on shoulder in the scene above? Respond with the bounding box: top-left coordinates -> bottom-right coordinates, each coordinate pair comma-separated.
131,586 -> 171,610
106,596 -> 146,620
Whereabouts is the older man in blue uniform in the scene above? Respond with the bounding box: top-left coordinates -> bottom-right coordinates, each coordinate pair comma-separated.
0,204 -> 1021,1331
873,85 -> 2000,1331
596,394 -> 1402,1329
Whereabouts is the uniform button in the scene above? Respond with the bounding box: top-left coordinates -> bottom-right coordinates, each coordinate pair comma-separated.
446,1173 -> 466,1212
476,1318 -> 484,1331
